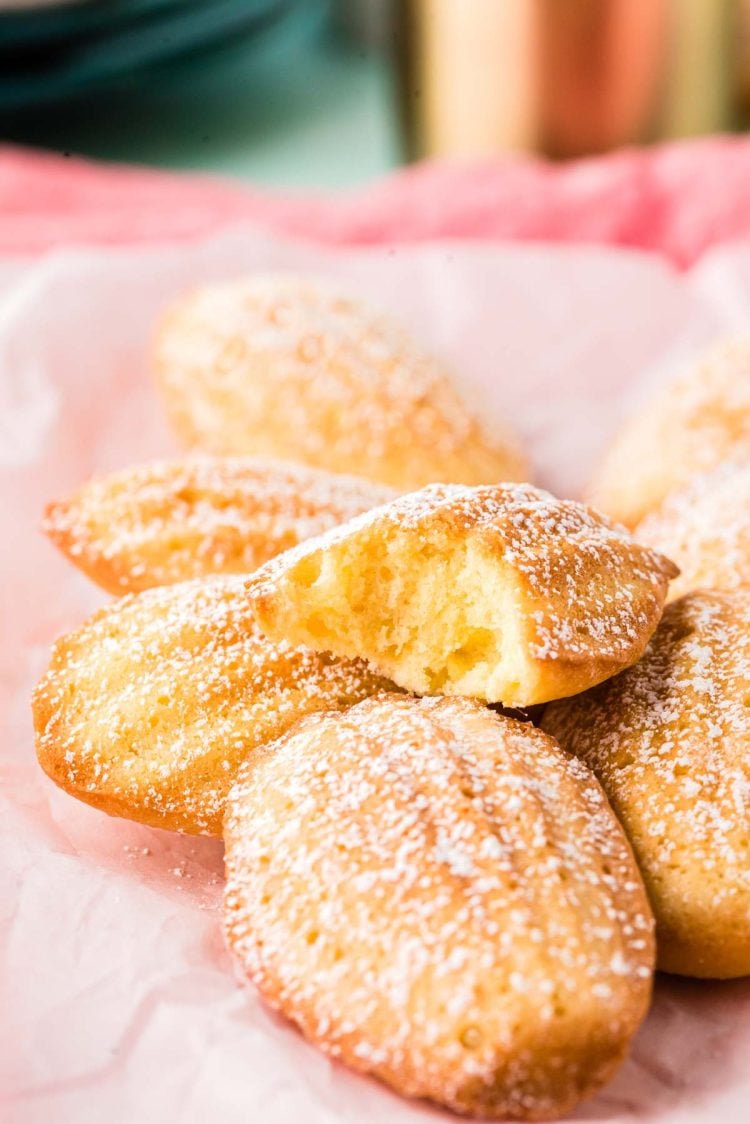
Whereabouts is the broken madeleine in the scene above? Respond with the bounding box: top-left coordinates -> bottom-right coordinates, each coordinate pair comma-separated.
32,575 -> 396,836
245,483 -> 678,707
224,694 -> 655,1121
42,456 -> 396,594
153,275 -> 529,490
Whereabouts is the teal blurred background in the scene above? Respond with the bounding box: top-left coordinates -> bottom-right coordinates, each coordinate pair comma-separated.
0,0 -> 400,188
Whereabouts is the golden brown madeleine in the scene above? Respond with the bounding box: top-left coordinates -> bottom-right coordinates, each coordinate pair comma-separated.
245,483 -> 677,707
152,275 -> 528,490
224,695 -> 655,1121
543,590 -> 750,979
42,456 -> 396,595
32,576 -> 395,836
588,338 -> 750,527
636,460 -> 750,601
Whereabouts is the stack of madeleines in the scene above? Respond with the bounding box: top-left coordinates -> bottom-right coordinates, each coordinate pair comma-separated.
32,276 -> 750,1121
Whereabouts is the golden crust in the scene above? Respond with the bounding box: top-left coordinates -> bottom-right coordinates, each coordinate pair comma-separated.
542,590 -> 750,979
224,694 -> 655,1121
245,482 -> 677,707
31,575 -> 395,836
42,456 -> 396,595
636,459 -> 750,601
152,275 -> 529,490
588,338 -> 750,527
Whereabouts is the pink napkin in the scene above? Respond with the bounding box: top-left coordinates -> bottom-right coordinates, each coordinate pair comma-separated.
3,135 -> 750,264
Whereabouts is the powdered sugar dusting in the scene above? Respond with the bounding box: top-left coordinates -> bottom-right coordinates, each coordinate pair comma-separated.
224,694 -> 654,1118
589,337 -> 750,525
154,275 -> 527,488
662,339 -> 750,452
637,459 -> 750,600
32,575 -> 395,836
42,455 -> 396,594
543,589 -> 750,974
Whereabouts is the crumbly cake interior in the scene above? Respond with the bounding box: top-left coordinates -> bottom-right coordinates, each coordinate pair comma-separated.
275,526 -> 530,703
248,483 -> 677,706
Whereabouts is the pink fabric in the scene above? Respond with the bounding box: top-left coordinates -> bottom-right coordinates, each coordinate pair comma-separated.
2,135 -> 750,265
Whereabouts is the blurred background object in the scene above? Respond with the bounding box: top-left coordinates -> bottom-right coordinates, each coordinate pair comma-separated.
1,0 -> 749,187
401,0 -> 743,159
0,0 -> 400,187
737,0 -> 750,120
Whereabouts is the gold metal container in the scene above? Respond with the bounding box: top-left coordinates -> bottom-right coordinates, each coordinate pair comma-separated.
399,0 -> 738,160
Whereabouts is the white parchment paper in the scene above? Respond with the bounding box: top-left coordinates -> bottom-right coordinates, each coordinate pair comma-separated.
3,228 -> 750,1124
